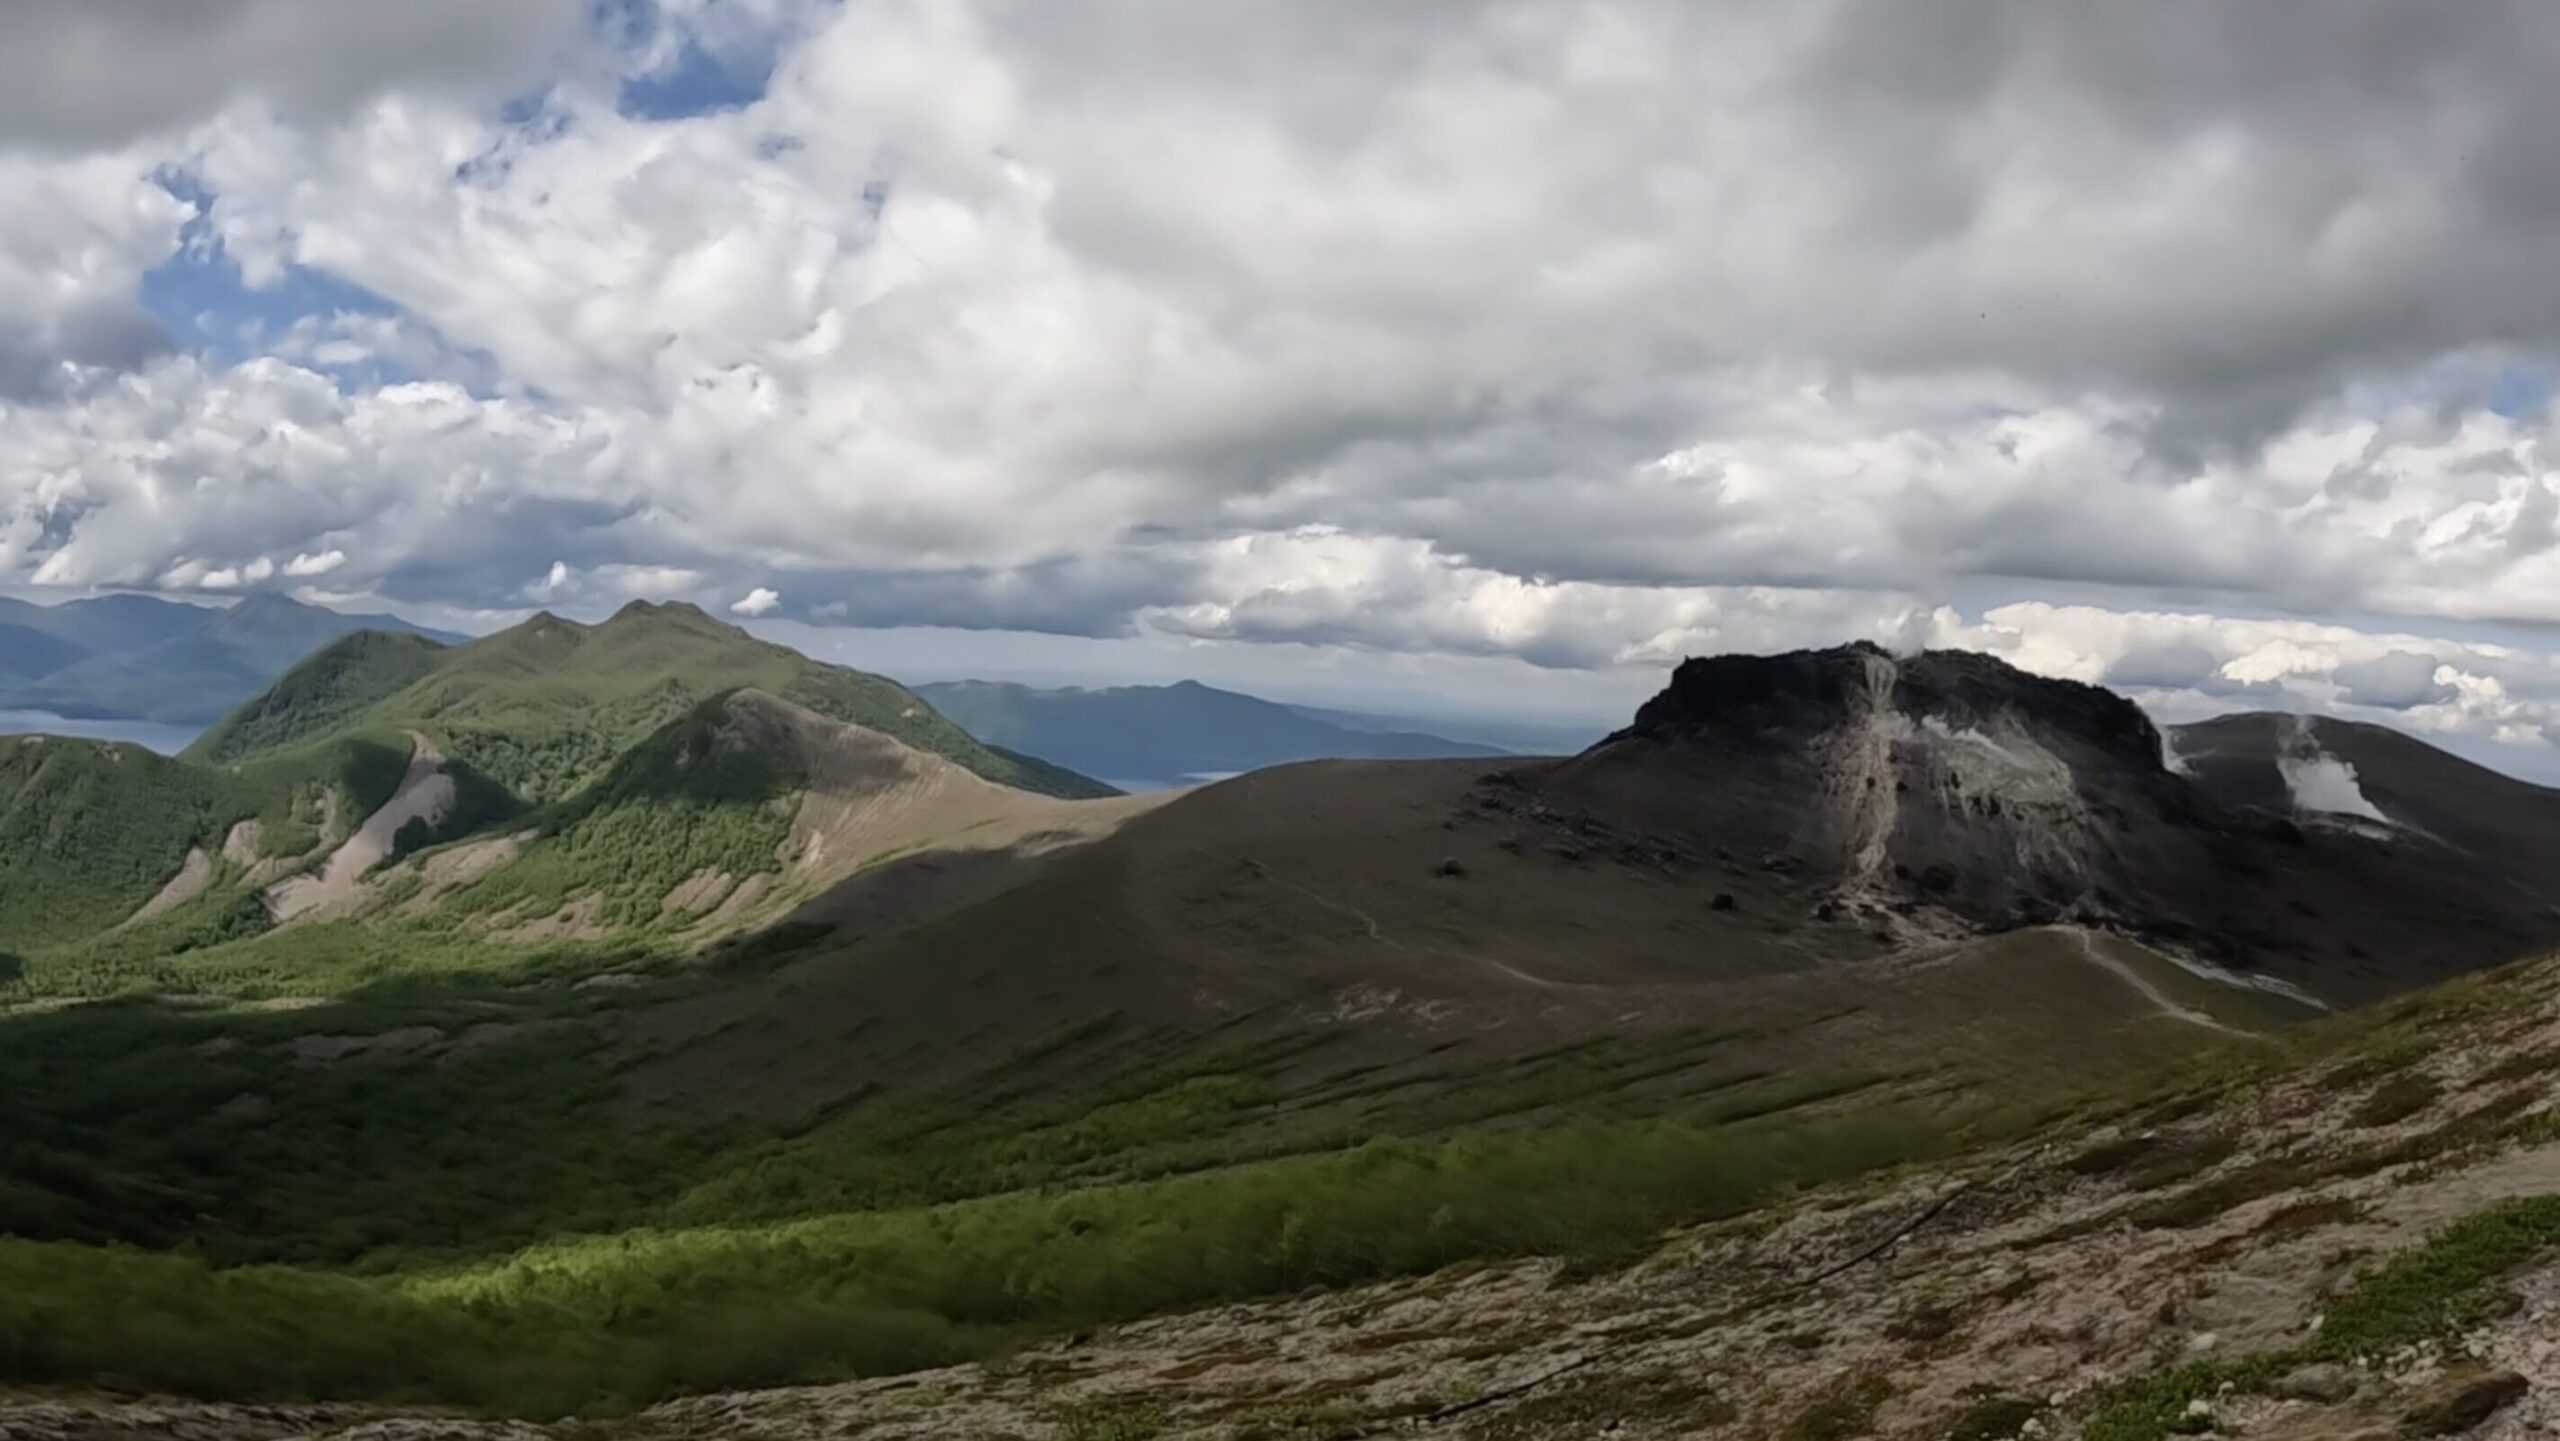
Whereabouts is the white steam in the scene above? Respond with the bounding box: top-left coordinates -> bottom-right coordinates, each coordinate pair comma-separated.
2159,729 -> 2194,776
2275,715 -> 2389,824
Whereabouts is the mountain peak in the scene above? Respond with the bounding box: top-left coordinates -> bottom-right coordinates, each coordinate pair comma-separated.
223,591 -> 316,620
1620,642 -> 2164,775
607,598 -> 719,626
1577,642 -> 2206,942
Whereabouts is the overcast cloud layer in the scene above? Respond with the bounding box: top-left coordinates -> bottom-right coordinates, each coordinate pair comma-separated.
5,0 -> 2560,771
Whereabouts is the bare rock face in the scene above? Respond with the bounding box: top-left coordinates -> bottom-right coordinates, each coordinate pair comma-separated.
1556,643 -> 2560,1004
1583,643 -> 2217,942
1619,642 -> 2167,778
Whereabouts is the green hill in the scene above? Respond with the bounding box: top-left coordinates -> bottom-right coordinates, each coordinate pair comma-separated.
191,602 -> 1114,804
0,731 -> 406,954
0,737 -> 252,950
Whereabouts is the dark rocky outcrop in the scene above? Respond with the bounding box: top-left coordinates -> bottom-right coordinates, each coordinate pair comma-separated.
1545,643 -> 2560,1004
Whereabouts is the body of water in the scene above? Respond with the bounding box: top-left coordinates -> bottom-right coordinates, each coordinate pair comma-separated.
1099,770 -> 1247,794
0,710 -> 202,755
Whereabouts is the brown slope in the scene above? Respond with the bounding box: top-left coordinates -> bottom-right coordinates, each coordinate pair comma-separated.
339,690 -> 1170,934
614,752 -> 2277,1133
615,648 -> 2560,1132
709,689 -> 1169,931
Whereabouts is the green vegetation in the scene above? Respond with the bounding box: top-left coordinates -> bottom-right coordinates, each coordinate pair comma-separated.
190,602 -> 1114,803
0,728 -> 415,963
186,629 -> 448,759
443,695 -> 799,928
0,737 -> 247,951
2082,1194 -> 2560,1441
0,1094 -> 1953,1412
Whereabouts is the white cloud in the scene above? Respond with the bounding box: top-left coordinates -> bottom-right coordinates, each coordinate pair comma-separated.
0,0 -> 582,150
0,3 -> 2557,771
525,560 -> 573,602
284,548 -> 347,577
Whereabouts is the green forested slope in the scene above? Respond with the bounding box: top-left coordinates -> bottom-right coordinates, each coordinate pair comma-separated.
191,603 -> 1112,803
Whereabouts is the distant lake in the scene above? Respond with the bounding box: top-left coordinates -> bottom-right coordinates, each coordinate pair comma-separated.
0,710 -> 202,755
1100,770 -> 1246,794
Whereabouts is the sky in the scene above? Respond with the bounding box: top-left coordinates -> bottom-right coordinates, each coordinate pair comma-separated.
7,2 -> 2560,776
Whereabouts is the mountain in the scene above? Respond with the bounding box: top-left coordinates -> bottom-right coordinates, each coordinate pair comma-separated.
0,622 -> 85,680
2172,709 -> 2560,881
193,601 -> 1114,804
913,677 -> 1505,786
1283,699 -> 1610,756
643,644 -> 2560,1142
11,638 -> 2560,1432
0,592 -> 464,726
0,603 -> 1119,955
0,593 -> 216,656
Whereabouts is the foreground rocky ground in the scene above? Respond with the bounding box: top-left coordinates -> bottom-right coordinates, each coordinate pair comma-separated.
12,956 -> 2560,1441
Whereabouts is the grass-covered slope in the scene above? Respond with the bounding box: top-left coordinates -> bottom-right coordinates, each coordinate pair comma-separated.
185,629 -> 449,760
0,729 -> 422,957
3,905 -> 2556,1425
442,692 -> 806,929
0,737 -> 253,951
190,602 -> 1114,803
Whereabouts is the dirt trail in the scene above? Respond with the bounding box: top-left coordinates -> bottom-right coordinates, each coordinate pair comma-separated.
2068,927 -> 2252,1035
267,733 -> 452,921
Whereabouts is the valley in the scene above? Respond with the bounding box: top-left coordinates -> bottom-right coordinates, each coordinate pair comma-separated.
4,623 -> 2560,1440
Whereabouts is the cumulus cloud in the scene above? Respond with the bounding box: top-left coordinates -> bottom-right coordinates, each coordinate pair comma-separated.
0,150 -> 189,396
0,0 -> 582,150
2333,650 -> 2456,710
2,2 -> 2560,769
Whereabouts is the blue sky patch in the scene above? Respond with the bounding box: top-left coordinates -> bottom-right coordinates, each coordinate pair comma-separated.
2487,362 -> 2555,420
600,0 -> 795,120
138,169 -> 498,395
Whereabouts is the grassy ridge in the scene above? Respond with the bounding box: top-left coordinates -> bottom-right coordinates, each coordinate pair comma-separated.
191,603 -> 1115,803
0,731 -> 411,954
183,630 -> 448,761
441,694 -> 803,929
0,738 -> 249,950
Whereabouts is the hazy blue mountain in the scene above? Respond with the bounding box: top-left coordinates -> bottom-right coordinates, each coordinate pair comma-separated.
0,622 -> 87,679
0,593 -> 217,657
1281,701 -> 1607,757
913,677 -> 1506,787
0,592 -> 465,725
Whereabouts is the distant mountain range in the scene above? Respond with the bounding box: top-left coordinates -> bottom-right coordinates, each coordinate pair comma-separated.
912,678 -> 1511,786
0,592 -> 464,726
1278,701 -> 1607,758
